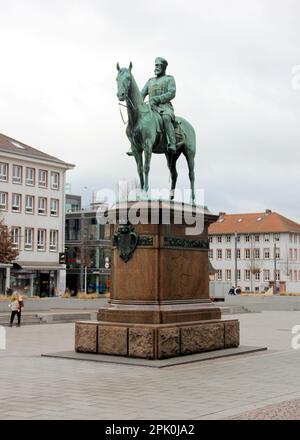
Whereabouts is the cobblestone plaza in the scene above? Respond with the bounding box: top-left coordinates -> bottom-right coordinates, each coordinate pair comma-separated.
1,310 -> 300,420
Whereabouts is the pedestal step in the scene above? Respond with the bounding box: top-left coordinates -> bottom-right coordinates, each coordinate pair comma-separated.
75,319 -> 239,360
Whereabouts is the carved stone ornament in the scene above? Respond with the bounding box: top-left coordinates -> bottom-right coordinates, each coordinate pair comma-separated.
113,223 -> 139,262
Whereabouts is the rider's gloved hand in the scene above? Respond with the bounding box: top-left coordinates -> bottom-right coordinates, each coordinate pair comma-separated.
150,96 -> 160,106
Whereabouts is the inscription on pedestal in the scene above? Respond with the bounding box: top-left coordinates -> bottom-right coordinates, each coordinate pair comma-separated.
164,237 -> 209,250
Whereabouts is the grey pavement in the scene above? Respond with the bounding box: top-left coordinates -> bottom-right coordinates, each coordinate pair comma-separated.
0,310 -> 300,419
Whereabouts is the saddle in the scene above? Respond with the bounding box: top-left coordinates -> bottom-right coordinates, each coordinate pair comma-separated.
153,112 -> 185,148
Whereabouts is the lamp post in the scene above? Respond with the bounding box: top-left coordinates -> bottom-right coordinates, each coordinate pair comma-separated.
234,232 -> 238,288
274,241 -> 277,294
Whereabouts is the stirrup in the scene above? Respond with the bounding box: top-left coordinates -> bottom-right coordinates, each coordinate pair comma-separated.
126,151 -> 134,156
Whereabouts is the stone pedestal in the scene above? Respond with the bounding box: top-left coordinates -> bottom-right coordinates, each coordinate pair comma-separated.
75,201 -> 240,359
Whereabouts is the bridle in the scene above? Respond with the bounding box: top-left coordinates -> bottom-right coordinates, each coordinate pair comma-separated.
117,72 -> 136,125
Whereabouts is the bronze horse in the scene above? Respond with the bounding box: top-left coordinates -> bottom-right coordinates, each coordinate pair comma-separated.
116,62 -> 196,203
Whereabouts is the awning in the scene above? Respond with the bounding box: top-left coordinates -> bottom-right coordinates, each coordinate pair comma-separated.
12,263 -> 66,271
0,263 -> 13,269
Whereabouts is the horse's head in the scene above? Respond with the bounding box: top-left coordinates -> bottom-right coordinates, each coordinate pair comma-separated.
116,62 -> 133,101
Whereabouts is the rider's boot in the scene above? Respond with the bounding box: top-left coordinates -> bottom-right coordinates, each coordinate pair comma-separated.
165,120 -> 177,154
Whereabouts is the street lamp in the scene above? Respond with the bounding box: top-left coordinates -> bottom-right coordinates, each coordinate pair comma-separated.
234,231 -> 238,288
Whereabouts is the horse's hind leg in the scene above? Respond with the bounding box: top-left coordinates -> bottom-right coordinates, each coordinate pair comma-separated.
184,151 -> 195,204
167,153 -> 179,200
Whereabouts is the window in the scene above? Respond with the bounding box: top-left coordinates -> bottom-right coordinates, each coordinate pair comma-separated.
226,235 -> 231,243
25,195 -> 34,214
295,235 -> 298,244
274,234 -> 280,242
12,193 -> 21,212
290,270 -> 293,281
264,248 -> 270,259
209,236 -> 213,243
217,236 -> 222,243
264,270 -> 270,281
289,249 -> 293,260
208,249 -> 213,259
245,234 -> 250,242
264,234 -> 270,242
237,270 -> 241,281
289,234 -> 293,243
50,230 -> 58,252
51,172 -> 59,190
38,169 -> 47,188
217,249 -> 222,259
244,270 -> 250,281
226,249 -> 231,259
294,270 -> 298,282
0,192 -> 8,210
254,234 -> 260,242
11,227 -> 21,249
26,167 -> 35,186
245,286 -> 250,292
255,272 -> 260,281
226,270 -> 231,281
245,249 -> 250,259
0,162 -> 8,181
38,197 -> 47,215
275,248 -> 280,259
24,228 -> 34,251
37,229 -> 46,251
12,165 -> 22,184
236,235 -> 241,243
50,199 -> 59,216
276,270 -> 280,281
236,249 -> 241,259
254,248 -> 260,259
216,270 -> 222,281
294,249 -> 298,261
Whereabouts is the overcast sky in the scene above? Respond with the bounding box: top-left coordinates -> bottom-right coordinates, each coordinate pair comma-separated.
0,0 -> 300,220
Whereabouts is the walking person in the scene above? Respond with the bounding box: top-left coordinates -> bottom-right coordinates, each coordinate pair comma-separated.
9,293 -> 21,327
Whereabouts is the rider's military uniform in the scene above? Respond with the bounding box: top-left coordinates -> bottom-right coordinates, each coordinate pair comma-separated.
141,75 -> 176,120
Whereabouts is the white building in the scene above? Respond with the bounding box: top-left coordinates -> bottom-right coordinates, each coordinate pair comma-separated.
0,133 -> 74,296
208,210 -> 300,294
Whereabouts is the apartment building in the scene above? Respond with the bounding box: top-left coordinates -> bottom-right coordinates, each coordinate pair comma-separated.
208,210 -> 300,293
65,195 -> 111,295
0,133 -> 74,296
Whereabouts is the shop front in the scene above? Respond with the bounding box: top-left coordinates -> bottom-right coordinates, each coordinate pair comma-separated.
10,264 -> 66,297
0,264 -> 12,294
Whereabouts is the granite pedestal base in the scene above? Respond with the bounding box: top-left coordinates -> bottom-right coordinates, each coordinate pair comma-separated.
75,319 -> 239,360
75,201 -> 240,359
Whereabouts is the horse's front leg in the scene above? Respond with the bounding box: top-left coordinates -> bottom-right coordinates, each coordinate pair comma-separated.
134,149 -> 144,190
143,140 -> 153,194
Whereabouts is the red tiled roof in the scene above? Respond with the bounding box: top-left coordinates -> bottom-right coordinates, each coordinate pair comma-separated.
209,211 -> 300,235
0,132 -> 74,168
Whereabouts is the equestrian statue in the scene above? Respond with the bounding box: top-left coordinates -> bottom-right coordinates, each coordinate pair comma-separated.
116,57 -> 196,203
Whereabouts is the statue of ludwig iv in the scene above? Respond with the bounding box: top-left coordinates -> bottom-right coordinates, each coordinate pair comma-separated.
116,57 -> 196,203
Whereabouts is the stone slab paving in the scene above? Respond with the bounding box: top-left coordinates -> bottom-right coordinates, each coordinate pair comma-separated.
0,310 -> 300,419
